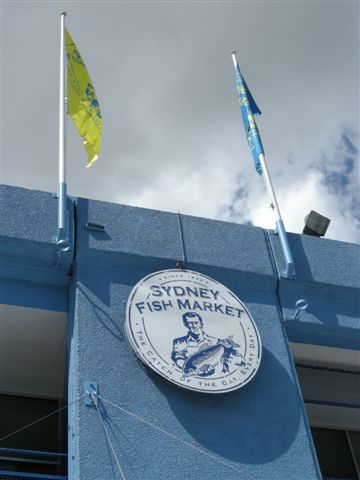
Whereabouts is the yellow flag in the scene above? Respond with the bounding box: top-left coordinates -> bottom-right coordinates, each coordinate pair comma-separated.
65,28 -> 102,167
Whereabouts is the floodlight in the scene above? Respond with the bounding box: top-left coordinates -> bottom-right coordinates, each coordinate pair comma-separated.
303,211 -> 330,237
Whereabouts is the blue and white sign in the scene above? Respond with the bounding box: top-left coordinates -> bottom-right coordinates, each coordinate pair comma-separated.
125,269 -> 262,393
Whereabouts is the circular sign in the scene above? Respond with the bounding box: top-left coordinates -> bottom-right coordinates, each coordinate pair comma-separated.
125,269 -> 261,394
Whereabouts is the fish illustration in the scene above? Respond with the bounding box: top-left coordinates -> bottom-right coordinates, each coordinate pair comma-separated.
182,337 -> 245,377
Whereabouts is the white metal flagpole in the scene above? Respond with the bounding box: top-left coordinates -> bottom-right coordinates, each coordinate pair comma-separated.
258,153 -> 295,278
56,11 -> 68,245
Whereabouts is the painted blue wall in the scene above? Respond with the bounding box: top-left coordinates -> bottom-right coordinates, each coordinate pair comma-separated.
68,197 -> 322,480
2,185 -> 359,479
0,185 -> 74,311
269,231 -> 360,350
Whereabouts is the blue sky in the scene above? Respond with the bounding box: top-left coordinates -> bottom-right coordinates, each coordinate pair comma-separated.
1,1 -> 359,243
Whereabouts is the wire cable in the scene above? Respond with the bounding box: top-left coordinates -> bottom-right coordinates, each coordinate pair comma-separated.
96,393 -> 257,480
91,394 -> 126,480
0,395 -> 85,443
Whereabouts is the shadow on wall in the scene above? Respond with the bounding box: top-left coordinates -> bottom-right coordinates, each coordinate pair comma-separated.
276,233 -> 360,335
284,293 -> 354,330
78,284 -> 125,342
153,347 -> 302,464
286,234 -> 313,281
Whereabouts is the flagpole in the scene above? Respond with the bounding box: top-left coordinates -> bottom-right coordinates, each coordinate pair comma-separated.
231,51 -> 295,279
56,11 -> 68,245
258,153 -> 295,278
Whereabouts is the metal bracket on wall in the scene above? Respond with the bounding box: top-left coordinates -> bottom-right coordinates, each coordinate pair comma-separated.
85,222 -> 105,232
287,299 -> 309,321
53,239 -> 70,268
84,381 -> 99,407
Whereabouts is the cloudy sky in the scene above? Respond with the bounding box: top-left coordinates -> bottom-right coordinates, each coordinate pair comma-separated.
1,1 -> 359,243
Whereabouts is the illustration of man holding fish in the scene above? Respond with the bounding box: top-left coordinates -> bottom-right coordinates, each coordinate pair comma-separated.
171,311 -> 246,377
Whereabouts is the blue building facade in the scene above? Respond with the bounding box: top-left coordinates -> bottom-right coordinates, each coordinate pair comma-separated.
0,184 -> 359,480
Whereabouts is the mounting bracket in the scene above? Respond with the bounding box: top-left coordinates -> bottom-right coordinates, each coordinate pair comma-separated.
84,381 -> 99,407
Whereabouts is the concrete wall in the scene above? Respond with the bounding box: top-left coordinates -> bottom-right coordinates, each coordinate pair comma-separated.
270,231 -> 360,351
2,185 -> 359,479
68,197 -> 322,480
0,185 -> 74,311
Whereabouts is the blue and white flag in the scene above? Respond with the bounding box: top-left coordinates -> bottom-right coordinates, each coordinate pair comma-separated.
233,59 -> 264,175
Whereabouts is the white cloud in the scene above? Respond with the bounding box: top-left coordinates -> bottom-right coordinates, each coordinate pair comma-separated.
249,170 -> 359,243
2,2 -> 359,245
119,125 -> 359,244
122,148 -> 241,220
222,128 -> 360,244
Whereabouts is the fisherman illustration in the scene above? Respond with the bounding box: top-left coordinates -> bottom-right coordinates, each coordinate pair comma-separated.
171,311 -> 246,377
